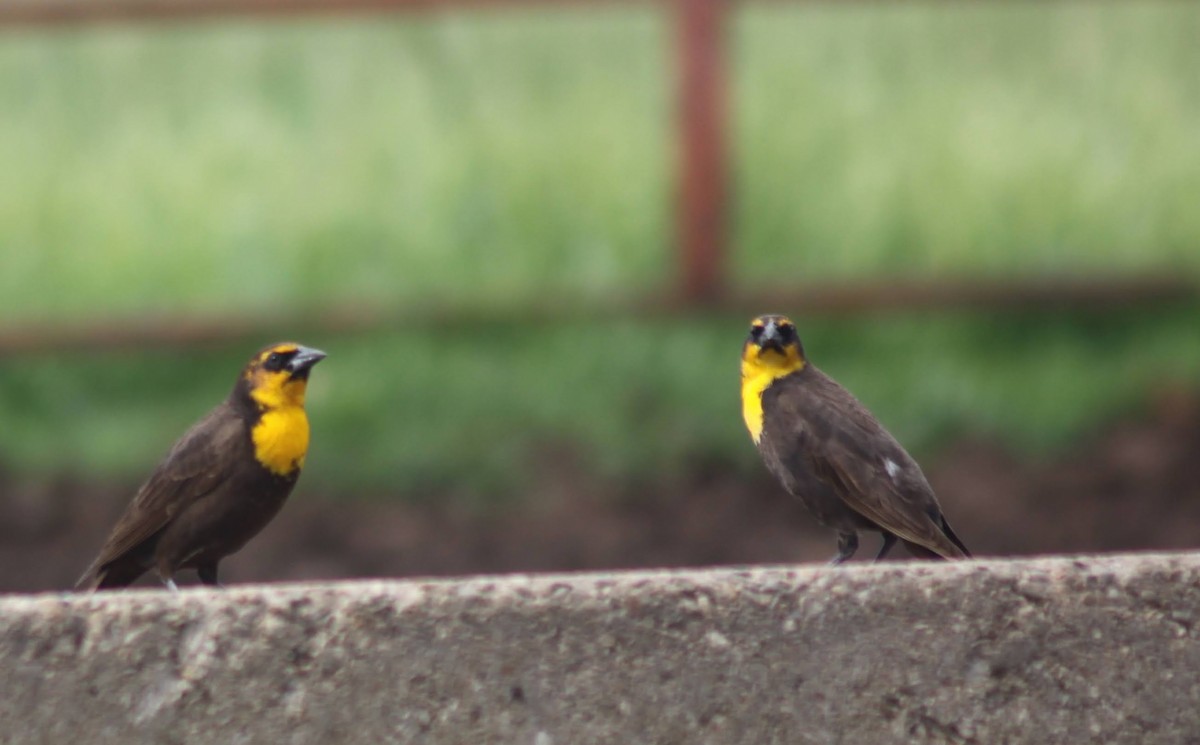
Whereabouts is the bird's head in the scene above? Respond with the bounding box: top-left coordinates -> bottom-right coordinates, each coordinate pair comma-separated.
741,314 -> 806,377
241,342 -> 327,411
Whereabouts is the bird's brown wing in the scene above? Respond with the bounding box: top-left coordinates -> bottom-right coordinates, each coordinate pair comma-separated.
770,370 -> 967,558
76,404 -> 244,587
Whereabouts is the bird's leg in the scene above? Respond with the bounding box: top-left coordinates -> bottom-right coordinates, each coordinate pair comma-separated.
874,532 -> 898,562
157,563 -> 181,593
197,563 -> 224,589
829,533 -> 859,565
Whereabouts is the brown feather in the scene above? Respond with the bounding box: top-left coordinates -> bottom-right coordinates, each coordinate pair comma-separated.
759,365 -> 969,560
75,404 -> 265,589
76,342 -> 321,591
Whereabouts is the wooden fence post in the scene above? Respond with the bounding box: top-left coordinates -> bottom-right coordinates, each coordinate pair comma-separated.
675,0 -> 729,304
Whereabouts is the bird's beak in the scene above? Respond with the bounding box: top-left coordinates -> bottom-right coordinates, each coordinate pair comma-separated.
286,346 -> 327,378
757,322 -> 784,353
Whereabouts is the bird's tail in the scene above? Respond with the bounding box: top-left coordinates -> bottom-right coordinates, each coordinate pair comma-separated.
74,559 -> 145,592
75,561 -> 103,592
939,515 -> 972,558
905,515 -> 971,560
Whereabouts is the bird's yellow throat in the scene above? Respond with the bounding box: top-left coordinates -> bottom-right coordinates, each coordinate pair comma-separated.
740,343 -> 805,444
249,374 -> 310,477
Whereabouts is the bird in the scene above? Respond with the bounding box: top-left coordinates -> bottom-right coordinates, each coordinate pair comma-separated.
76,342 -> 327,591
740,314 -> 969,564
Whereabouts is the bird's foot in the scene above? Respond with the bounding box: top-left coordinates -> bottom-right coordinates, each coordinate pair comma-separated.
197,565 -> 223,588
828,533 -> 859,565
874,532 -> 898,562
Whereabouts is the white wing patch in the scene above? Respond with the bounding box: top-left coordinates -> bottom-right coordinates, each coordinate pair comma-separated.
884,458 -> 901,483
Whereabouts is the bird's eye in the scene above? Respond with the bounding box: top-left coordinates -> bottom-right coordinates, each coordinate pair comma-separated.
750,325 -> 764,338
264,352 -> 284,371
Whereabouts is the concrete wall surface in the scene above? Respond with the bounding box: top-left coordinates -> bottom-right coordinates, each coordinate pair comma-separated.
1,554 -> 1198,744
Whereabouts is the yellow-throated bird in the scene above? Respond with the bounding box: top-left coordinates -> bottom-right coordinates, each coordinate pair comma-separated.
76,342 -> 326,591
741,315 -> 969,563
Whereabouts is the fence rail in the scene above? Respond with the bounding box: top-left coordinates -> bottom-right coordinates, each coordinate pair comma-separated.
0,275 -> 1190,355
0,0 -> 615,26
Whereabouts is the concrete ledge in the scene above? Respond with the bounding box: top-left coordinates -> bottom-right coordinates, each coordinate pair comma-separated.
2,554 -> 1198,744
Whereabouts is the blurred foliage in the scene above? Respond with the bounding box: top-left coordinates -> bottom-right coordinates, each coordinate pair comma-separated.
736,3 -> 1200,280
0,2 -> 1198,499
2,306 -> 1199,501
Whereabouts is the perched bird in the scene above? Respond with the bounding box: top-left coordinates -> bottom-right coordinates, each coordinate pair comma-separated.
76,342 -> 327,591
740,314 -> 969,563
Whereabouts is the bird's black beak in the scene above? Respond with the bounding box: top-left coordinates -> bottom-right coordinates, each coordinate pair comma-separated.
758,323 -> 784,353
286,346 -> 327,379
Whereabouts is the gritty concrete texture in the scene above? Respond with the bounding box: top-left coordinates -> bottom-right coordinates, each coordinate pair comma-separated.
1,555 -> 1198,744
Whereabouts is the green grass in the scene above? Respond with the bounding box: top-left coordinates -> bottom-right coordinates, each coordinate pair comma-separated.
0,2 -> 1198,498
2,306 -> 1199,501
736,2 -> 1200,280
0,12 -> 672,321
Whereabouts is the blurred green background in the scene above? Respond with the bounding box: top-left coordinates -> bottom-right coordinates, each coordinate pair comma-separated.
1,0 -> 1198,504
